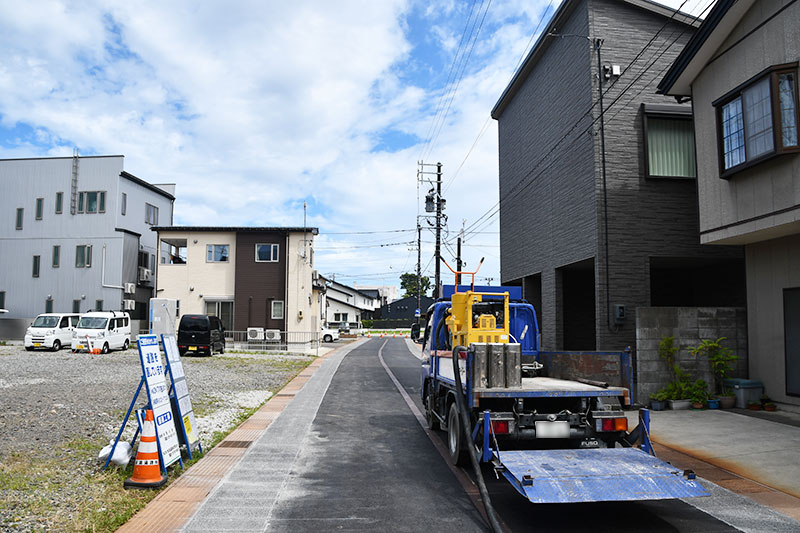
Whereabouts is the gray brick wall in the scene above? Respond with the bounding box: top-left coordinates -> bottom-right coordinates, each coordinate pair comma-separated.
636,307 -> 748,402
497,0 -> 744,351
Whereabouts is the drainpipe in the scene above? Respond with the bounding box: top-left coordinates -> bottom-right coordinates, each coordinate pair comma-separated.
102,244 -> 124,290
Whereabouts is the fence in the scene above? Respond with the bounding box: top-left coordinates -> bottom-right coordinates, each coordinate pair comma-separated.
136,330 -> 322,356
225,330 -> 320,355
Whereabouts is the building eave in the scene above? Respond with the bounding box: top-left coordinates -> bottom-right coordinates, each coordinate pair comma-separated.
152,226 -> 319,235
658,0 -> 755,96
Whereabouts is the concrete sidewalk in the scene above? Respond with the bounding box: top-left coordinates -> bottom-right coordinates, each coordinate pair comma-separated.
626,407 -> 800,522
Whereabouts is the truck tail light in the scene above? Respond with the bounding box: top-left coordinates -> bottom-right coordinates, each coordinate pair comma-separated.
599,417 -> 627,432
491,420 -> 510,434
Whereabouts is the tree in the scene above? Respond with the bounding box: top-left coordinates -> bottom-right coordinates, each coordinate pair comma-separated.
400,272 -> 431,298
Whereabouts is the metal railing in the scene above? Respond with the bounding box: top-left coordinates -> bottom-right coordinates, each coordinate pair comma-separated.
225,330 -> 321,355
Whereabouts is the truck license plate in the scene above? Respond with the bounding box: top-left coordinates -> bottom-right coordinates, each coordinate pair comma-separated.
535,421 -> 570,438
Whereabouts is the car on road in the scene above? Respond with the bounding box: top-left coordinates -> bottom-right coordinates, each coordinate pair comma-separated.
24,313 -> 80,351
321,326 -> 339,343
178,314 -> 225,356
72,311 -> 131,353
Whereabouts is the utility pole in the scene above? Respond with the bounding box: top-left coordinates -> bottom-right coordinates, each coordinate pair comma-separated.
434,162 -> 442,299
417,223 -> 421,323
418,161 -> 446,300
455,236 -> 462,287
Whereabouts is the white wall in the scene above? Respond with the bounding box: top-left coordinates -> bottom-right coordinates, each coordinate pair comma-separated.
156,231 -> 236,316
286,231 -> 316,334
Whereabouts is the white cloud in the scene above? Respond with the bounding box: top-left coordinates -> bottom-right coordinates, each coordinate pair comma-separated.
0,0 -> 597,291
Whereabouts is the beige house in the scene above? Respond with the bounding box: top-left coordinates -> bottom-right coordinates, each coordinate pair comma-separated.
659,0 -> 800,405
154,226 -> 318,334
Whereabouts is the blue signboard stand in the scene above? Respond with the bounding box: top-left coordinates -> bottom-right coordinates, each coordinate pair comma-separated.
161,334 -> 202,460
103,336 -> 183,473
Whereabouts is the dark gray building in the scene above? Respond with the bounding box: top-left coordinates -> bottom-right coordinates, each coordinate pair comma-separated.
492,0 -> 744,351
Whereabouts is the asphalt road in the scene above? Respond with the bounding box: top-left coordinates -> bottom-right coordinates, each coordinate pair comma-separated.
198,338 -> 798,532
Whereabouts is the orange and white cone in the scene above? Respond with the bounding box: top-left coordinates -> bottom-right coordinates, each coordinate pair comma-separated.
124,409 -> 167,489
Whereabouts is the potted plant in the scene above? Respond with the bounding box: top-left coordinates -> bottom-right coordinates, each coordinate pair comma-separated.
747,401 -> 761,410
689,379 -> 710,409
657,337 -> 692,409
690,337 -> 738,409
707,397 -> 720,409
764,402 -> 777,412
650,390 -> 669,411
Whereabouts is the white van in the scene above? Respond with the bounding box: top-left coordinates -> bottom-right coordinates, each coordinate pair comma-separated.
24,313 -> 81,351
72,311 -> 132,353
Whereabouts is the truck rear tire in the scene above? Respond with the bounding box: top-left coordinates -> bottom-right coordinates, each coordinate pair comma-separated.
424,383 -> 439,431
447,403 -> 469,467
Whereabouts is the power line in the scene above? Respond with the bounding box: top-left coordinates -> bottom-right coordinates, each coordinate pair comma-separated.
444,0 -> 556,193
460,0 -> 706,240
420,0 -> 494,161
320,228 -> 415,235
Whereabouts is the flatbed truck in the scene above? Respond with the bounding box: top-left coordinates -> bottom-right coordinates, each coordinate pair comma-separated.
420,282 -> 708,504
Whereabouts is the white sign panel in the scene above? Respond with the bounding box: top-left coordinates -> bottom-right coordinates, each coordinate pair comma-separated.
161,334 -> 201,451
137,335 -> 181,467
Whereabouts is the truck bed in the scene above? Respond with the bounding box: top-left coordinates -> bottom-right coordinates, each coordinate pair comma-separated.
474,376 -> 628,400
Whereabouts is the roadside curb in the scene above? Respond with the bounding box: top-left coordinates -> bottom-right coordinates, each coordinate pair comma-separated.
118,340 -> 365,532
650,440 -> 800,523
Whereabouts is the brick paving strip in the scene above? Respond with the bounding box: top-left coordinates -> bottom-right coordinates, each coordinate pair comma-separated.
118,344 -> 350,532
652,442 -> 800,522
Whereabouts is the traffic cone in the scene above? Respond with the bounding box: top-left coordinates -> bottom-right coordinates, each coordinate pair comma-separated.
124,410 -> 167,489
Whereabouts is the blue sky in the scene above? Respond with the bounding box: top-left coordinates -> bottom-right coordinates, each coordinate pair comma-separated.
0,0 -> 703,294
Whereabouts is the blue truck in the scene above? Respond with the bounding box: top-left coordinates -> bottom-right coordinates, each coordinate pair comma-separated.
420,284 -> 708,504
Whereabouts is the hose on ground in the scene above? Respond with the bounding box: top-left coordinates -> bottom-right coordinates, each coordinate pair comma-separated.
434,310 -> 451,351
452,344 -> 503,533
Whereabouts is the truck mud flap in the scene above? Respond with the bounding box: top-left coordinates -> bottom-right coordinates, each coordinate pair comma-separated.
494,447 -> 709,503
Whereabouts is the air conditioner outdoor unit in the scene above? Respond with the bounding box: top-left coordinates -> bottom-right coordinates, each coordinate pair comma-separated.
247,327 -> 265,340
264,329 -> 281,341
124,283 -> 136,294
122,299 -> 136,310
138,267 -> 152,283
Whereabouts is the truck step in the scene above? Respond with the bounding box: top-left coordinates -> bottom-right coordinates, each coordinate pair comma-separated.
495,447 -> 709,504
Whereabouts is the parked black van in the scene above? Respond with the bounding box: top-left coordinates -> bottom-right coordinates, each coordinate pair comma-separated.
177,314 -> 225,356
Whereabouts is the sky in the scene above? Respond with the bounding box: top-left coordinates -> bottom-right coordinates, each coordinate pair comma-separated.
0,0 -> 709,296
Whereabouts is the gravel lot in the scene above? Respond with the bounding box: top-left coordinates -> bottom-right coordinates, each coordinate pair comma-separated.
0,341 -> 316,531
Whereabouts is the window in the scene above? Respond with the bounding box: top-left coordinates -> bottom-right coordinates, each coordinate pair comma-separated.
205,300 -> 234,330
35,198 -> 44,220
715,64 -> 800,176
255,243 -> 279,262
55,192 -> 63,214
643,105 -> 696,178
271,300 -> 284,320
32,255 -> 40,277
77,191 -> 106,213
0,291 -> 5,310
161,239 -> 187,264
45,298 -> 54,313
95,300 -> 103,311
207,244 -> 229,262
52,245 -> 60,268
121,192 -> 127,216
15,208 -> 23,230
72,299 -> 81,313
145,203 -> 159,225
76,245 -> 92,268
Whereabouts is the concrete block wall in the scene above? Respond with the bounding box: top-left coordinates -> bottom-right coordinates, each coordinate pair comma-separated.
635,307 -> 748,402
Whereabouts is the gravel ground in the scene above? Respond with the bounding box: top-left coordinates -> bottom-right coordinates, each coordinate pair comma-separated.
0,342 -> 316,531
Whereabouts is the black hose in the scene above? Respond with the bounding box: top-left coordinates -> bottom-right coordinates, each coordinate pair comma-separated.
452,344 -> 504,533
434,310 -> 451,351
